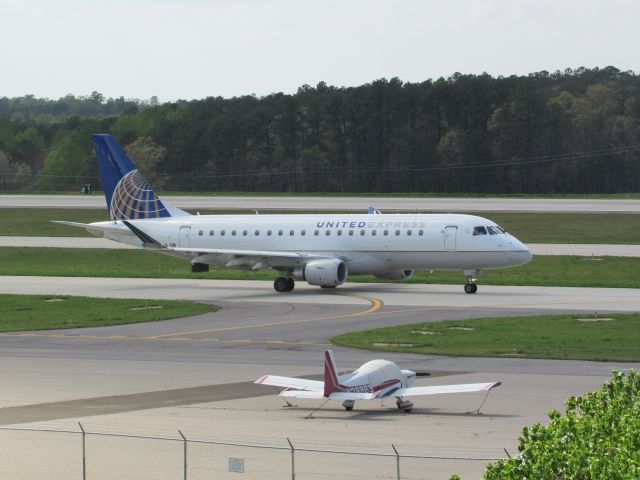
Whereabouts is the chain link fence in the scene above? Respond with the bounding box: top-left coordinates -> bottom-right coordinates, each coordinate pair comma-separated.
0,425 -> 501,479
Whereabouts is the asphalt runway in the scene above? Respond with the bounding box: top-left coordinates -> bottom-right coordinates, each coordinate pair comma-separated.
2,194 -> 640,212
1,276 -> 639,473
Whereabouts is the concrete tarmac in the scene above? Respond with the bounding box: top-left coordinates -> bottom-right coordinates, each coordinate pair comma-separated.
2,194 -> 640,212
1,276 -> 639,476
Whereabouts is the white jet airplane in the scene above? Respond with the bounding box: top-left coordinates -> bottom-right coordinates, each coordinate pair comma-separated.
57,134 -> 533,293
255,350 -> 501,413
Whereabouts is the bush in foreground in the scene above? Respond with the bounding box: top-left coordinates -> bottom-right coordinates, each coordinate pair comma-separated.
484,370 -> 640,479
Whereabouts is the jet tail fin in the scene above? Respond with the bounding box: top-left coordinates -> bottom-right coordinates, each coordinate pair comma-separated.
323,350 -> 343,397
92,134 -> 190,221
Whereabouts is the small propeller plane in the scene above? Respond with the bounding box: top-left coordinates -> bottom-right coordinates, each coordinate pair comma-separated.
255,350 -> 501,413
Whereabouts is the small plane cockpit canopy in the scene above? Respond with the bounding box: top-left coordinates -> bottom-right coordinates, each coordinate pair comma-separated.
473,225 -> 506,236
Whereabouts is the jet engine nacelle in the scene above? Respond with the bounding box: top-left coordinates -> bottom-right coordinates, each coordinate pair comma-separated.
374,269 -> 415,281
303,259 -> 348,287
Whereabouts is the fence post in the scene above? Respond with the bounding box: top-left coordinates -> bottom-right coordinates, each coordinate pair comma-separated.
78,422 -> 86,480
287,438 -> 295,480
392,444 -> 400,480
179,430 -> 187,480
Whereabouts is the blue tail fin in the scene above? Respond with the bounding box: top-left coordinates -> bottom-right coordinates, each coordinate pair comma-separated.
93,134 -> 178,221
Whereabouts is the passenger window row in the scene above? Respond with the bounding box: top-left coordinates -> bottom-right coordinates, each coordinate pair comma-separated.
197,229 -> 425,237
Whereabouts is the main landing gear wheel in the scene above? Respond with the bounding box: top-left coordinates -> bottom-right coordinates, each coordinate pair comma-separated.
274,276 -> 295,292
285,277 -> 295,292
342,400 -> 355,411
464,283 -> 478,294
396,398 -> 413,413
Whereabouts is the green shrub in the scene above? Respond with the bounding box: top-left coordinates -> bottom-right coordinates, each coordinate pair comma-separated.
484,370 -> 640,479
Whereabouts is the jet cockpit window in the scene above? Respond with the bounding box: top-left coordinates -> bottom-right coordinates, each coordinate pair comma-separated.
487,226 -> 503,235
473,226 -> 487,236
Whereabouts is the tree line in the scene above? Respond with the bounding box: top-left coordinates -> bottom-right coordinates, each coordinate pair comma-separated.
1,66 -> 639,194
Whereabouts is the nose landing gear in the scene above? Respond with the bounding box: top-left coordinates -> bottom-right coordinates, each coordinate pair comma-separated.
463,270 -> 480,294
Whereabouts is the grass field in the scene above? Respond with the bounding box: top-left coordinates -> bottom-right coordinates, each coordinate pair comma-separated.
1,208 -> 640,243
0,294 -> 217,332
0,247 -> 638,288
331,313 -> 640,362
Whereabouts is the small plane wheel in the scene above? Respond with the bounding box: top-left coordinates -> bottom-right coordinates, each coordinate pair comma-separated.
285,277 -> 295,292
344,405 -> 353,411
403,408 -> 412,413
464,283 -> 477,294
274,277 -> 289,292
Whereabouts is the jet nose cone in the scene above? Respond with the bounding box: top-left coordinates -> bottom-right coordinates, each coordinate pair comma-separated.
513,243 -> 533,265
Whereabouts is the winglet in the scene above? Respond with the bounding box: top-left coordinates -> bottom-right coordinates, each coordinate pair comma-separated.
122,220 -> 163,248
323,350 -> 343,397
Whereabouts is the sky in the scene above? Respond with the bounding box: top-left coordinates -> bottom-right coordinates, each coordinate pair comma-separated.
1,0 -> 638,102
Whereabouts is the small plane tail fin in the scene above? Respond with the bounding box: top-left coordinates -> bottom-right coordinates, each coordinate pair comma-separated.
92,134 -> 189,221
323,350 -> 344,397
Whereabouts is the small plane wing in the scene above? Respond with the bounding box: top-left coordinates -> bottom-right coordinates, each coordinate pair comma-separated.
279,390 -> 325,399
393,381 -> 501,397
255,375 -> 324,392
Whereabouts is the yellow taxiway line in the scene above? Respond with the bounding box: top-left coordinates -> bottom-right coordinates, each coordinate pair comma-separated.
146,294 -> 383,339
0,294 -> 383,345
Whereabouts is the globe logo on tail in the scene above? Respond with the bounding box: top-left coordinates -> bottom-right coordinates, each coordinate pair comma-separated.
109,170 -> 169,221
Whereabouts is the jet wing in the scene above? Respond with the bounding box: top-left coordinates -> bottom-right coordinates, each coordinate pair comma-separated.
171,247 -> 312,259
255,375 -> 324,392
119,221 -> 336,268
393,382 -> 501,397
